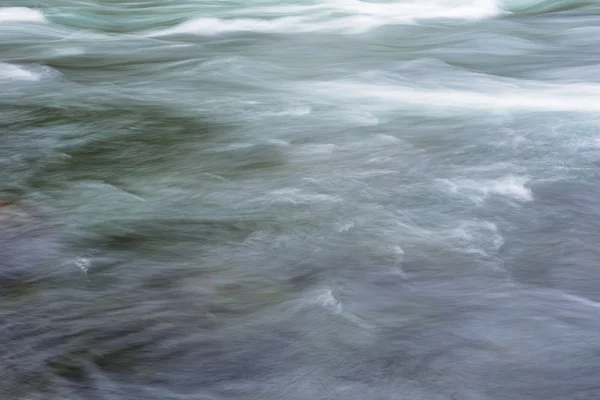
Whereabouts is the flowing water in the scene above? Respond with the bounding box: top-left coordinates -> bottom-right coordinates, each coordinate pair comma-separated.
2,1 -> 600,399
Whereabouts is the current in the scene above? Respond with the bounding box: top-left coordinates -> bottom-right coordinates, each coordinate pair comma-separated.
1,1 -> 600,399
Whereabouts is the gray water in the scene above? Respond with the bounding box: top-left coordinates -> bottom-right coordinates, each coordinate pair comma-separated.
2,1 -> 600,399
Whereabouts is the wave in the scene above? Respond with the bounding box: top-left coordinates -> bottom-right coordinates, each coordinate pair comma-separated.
0,7 -> 46,23
0,63 -> 52,82
148,16 -> 356,36
439,176 -> 533,204
148,0 -> 503,36
302,78 -> 600,115
146,0 -> 598,37
240,0 -> 502,19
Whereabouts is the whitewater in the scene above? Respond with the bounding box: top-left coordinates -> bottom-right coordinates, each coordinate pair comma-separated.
2,0 -> 600,399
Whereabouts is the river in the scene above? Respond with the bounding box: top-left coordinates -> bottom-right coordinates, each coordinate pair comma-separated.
2,1 -> 600,399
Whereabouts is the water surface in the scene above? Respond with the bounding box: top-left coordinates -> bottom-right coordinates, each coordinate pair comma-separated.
2,1 -> 600,399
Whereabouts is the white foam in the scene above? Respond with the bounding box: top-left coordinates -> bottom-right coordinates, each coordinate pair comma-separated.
149,0 -> 502,36
242,0 -> 502,21
488,176 -> 533,201
149,15 -> 380,36
390,245 -> 409,277
311,287 -> 371,328
307,80 -> 600,114
317,288 -> 343,312
54,47 -> 85,57
0,7 -> 46,23
1,63 -> 60,82
440,175 -> 533,203
448,220 -> 504,256
335,220 -> 355,232
560,292 -> 600,309
0,63 -> 42,81
74,257 -> 91,276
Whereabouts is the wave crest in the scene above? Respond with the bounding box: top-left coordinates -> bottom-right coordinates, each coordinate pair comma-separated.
0,7 -> 46,23
148,0 -> 502,37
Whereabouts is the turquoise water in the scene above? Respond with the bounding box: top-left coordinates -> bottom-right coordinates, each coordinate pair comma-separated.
2,1 -> 600,399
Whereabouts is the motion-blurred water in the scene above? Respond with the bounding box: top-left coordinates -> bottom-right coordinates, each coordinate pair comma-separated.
2,1 -> 600,399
